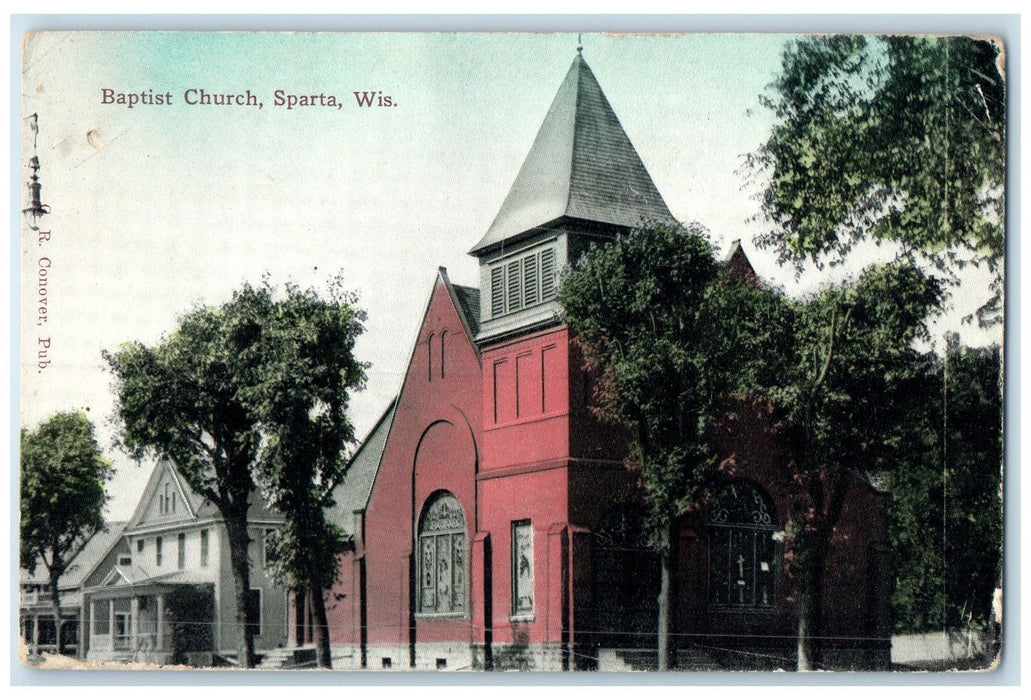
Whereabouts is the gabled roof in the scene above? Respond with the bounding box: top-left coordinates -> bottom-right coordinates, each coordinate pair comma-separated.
725,239 -> 761,288
20,521 -> 128,589
127,460 -> 200,530
97,564 -> 213,589
470,53 -> 676,256
453,285 -> 481,337
126,460 -> 283,533
326,398 -> 398,535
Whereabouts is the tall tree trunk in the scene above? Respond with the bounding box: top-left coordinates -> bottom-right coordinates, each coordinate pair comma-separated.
225,514 -> 256,668
796,561 -> 815,671
795,540 -> 826,671
310,583 -> 332,669
48,568 -> 64,656
656,526 -> 673,671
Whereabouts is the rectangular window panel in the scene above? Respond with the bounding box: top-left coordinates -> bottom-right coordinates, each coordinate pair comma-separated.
156,536 -> 163,566
436,534 -> 453,613
516,352 -> 535,419
452,534 -> 465,612
512,522 -> 534,615
177,532 -> 185,570
493,358 -> 515,424
541,247 -> 556,300
523,254 -> 540,306
263,529 -> 277,567
507,261 -> 522,312
93,606 -> 110,635
541,345 -> 560,414
491,266 -> 505,317
200,529 -> 209,567
137,539 -> 144,553
421,537 -> 436,610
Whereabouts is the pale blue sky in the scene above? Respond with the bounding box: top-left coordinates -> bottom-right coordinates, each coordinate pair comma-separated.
19,32 -> 1000,520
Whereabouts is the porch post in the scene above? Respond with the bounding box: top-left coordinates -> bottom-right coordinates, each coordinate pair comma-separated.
88,598 -> 95,655
131,597 -> 140,652
156,593 -> 165,651
108,599 -> 115,647
32,614 -> 39,654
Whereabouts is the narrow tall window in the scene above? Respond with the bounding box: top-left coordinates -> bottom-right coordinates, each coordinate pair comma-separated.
440,331 -> 447,379
507,261 -> 522,312
137,539 -> 145,553
156,536 -> 163,566
200,529 -> 209,567
523,255 -> 540,306
427,334 -> 435,382
177,532 -> 186,570
263,529 -> 277,567
490,267 -> 505,317
512,521 -> 534,616
418,492 -> 467,615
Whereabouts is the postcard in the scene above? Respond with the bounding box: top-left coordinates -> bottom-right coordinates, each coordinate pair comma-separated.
17,30 -> 1006,674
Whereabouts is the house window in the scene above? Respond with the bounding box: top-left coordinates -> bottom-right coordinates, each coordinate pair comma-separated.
114,613 -> 131,649
707,481 -> 778,610
136,539 -> 145,553
263,529 -> 277,567
417,492 -> 467,615
512,521 -> 534,616
489,246 -> 558,318
156,536 -> 163,566
246,588 -> 262,637
177,532 -> 186,570
118,555 -> 132,566
200,529 -> 209,567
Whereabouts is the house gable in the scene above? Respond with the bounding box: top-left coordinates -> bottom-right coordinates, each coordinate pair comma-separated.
128,461 -> 199,530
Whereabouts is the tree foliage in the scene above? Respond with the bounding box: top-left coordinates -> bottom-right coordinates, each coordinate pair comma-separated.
246,279 -> 368,668
20,411 -> 113,655
560,224 -> 726,539
758,263 -> 942,669
105,276 -> 366,668
562,223 -> 944,669
560,223 -> 760,668
750,35 -> 1005,324
888,340 -> 1003,632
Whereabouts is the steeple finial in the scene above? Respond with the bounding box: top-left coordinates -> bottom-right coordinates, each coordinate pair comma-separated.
577,33 -> 583,54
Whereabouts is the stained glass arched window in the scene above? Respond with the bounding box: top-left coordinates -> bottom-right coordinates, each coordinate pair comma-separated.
417,492 -> 467,615
707,481 -> 778,610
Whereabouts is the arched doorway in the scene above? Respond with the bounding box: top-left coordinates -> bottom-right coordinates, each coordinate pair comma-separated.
706,480 -> 778,610
416,491 -> 468,615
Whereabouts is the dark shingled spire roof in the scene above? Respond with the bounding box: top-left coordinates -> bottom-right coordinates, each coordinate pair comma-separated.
470,53 -> 676,255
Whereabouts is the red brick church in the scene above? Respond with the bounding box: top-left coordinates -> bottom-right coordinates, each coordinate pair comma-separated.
300,52 -> 891,671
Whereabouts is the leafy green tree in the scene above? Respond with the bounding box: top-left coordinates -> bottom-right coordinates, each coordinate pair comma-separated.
750,35 -> 1005,324
562,223 -> 941,670
20,411 -> 113,655
761,264 -> 941,669
560,223 -> 755,670
105,278 -> 366,668
888,340 -> 1002,634
245,281 -> 368,669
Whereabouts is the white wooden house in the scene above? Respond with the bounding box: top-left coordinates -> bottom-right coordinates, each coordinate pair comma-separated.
82,461 -> 289,665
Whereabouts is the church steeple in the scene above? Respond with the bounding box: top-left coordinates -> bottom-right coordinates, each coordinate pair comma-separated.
469,53 -> 676,256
